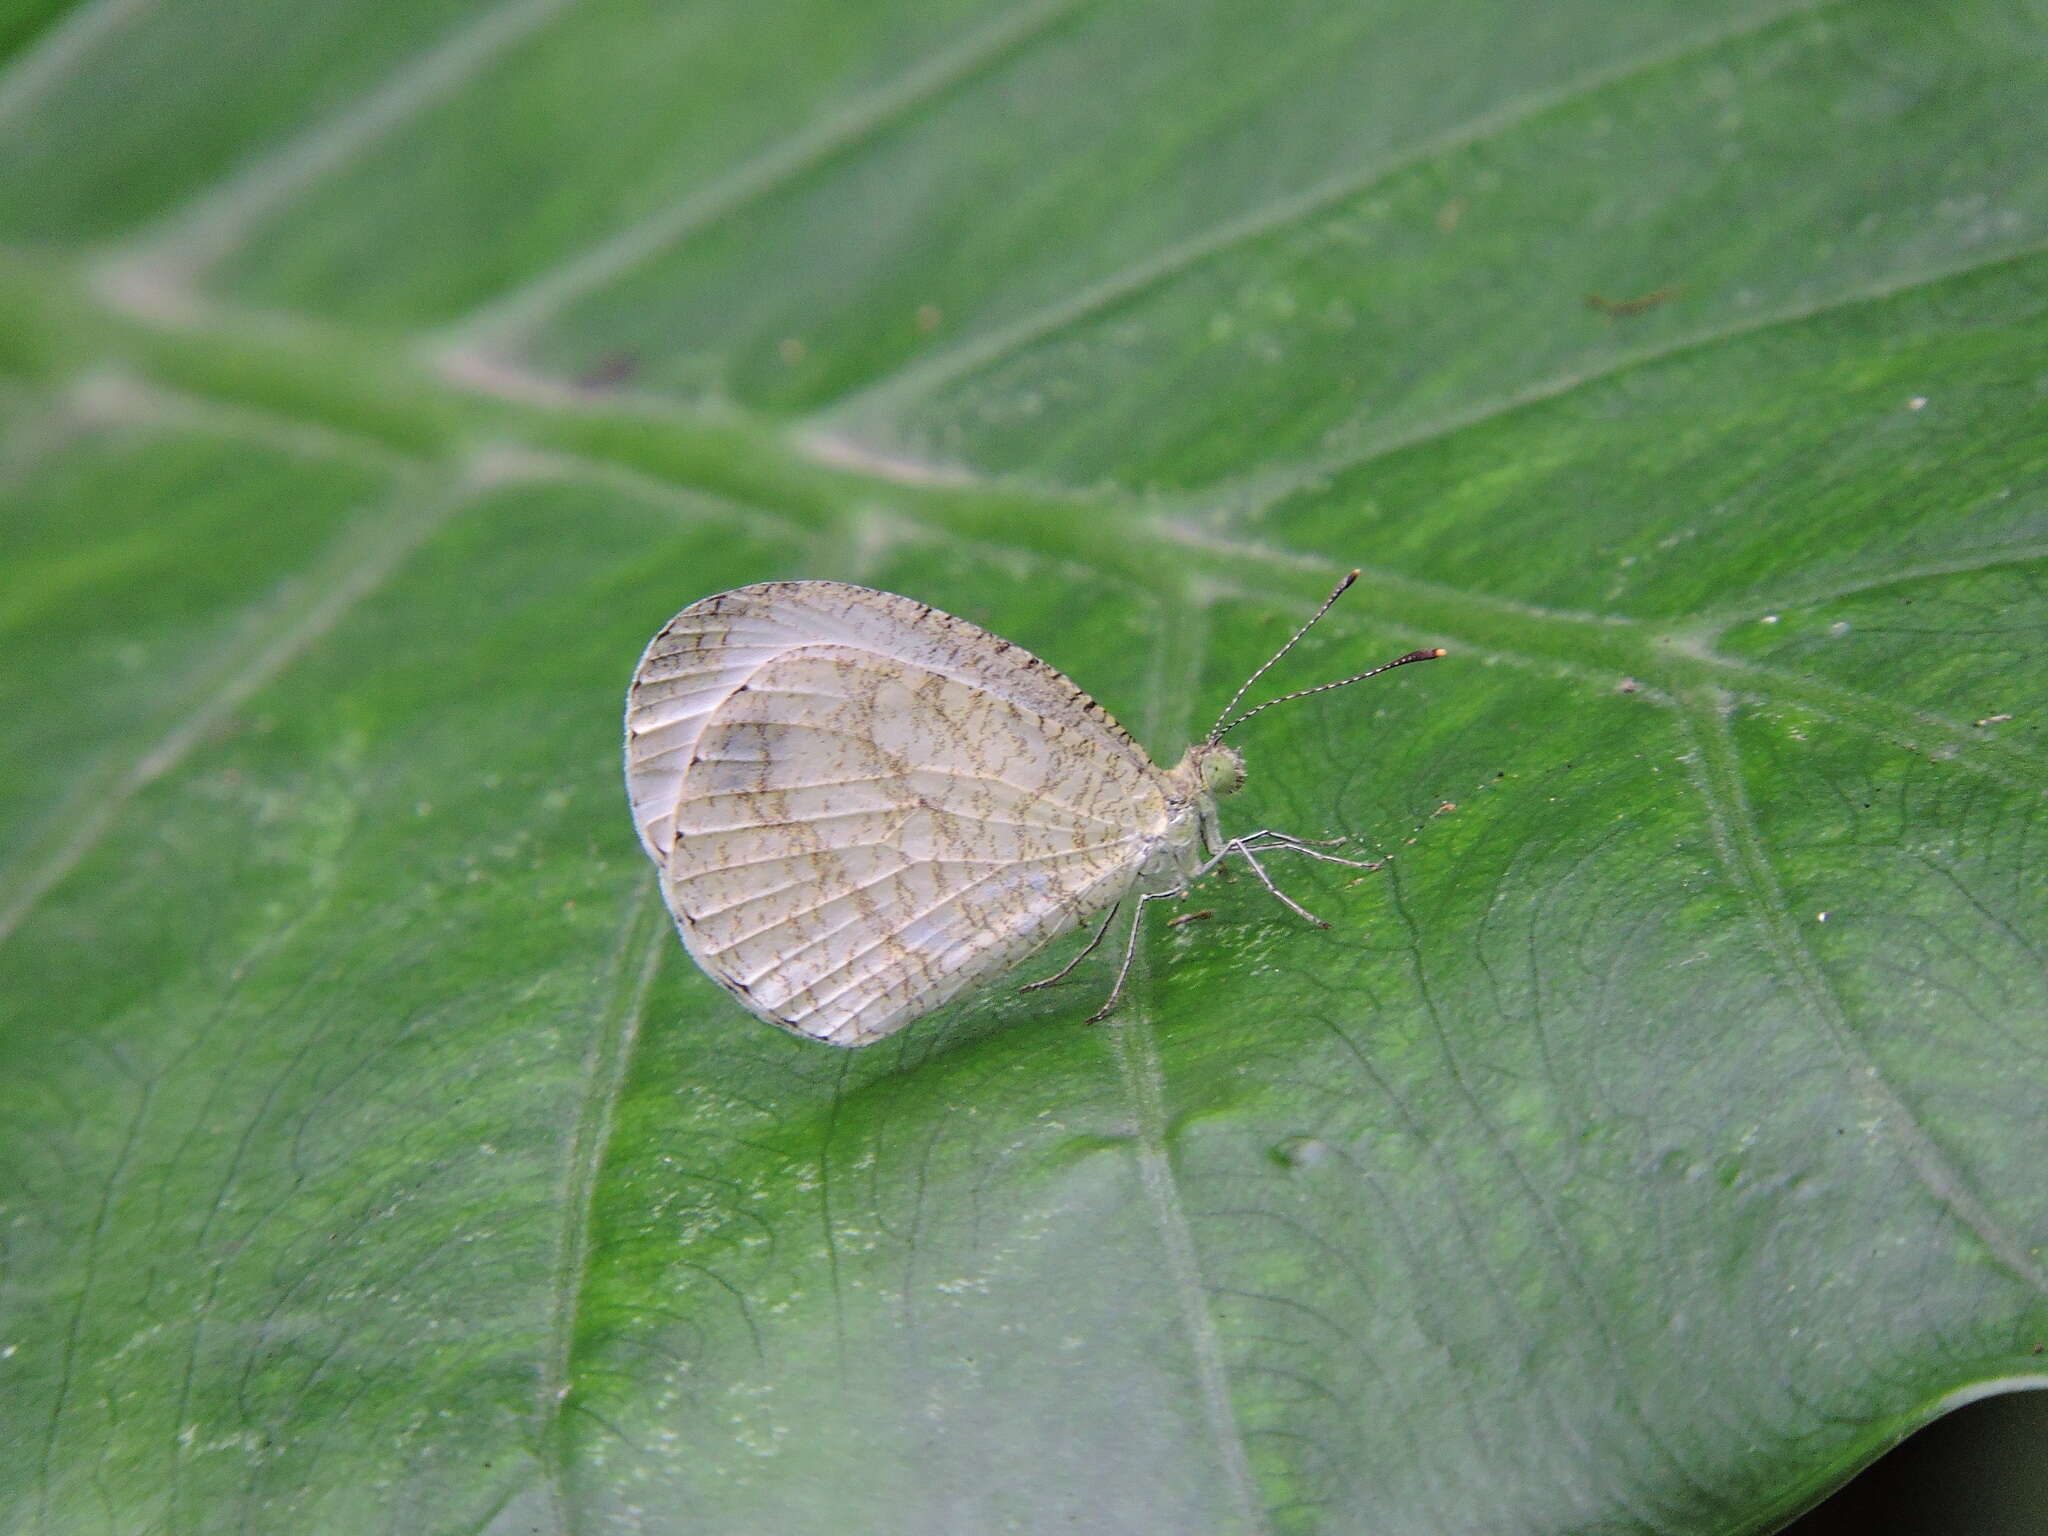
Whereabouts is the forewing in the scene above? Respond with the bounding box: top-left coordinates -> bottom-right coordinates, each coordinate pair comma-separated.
625,581 -> 1151,866
663,646 -> 1164,1045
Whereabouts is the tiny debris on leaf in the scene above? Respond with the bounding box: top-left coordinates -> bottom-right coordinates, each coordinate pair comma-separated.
1586,284 -> 1683,317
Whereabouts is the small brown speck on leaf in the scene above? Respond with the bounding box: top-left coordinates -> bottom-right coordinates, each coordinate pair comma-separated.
1586,284 -> 1683,317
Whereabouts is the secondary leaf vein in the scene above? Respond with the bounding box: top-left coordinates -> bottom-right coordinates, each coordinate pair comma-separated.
1678,687 -> 2048,1297
0,472 -> 469,949
536,888 -> 664,1534
437,0 -> 1093,354
811,0 -> 1845,425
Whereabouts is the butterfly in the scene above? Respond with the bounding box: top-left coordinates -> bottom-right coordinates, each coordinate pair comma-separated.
623,575 -> 1442,1045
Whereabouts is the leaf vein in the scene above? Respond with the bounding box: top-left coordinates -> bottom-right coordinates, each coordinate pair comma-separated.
1678,688 -> 2048,1296
105,0 -> 576,293
811,0 -> 1846,425
1206,242 -> 2048,521
436,0 -> 1093,353
0,0 -> 155,131
535,889 -> 665,1533
1106,583 -> 1272,1534
0,474 -> 468,948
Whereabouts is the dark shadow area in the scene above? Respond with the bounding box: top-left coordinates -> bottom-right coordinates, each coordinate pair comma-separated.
1780,1389 -> 2048,1535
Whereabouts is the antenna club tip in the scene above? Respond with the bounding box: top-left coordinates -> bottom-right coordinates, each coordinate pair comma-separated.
1346,568 -> 1362,579
1429,647 -> 1447,658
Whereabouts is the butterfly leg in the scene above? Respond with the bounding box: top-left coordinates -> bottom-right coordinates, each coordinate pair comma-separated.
1019,896 -> 1125,994
1086,889 -> 1181,1023
1225,841 -> 1332,928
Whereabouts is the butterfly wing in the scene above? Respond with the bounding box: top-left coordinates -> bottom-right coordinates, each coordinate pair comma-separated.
625,583 -> 1169,1045
625,582 -> 1156,862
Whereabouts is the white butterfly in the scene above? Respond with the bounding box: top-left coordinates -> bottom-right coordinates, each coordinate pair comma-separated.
623,576 -> 1442,1046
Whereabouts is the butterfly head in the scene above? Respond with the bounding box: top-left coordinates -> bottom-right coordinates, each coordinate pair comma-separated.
1176,741 -> 1246,800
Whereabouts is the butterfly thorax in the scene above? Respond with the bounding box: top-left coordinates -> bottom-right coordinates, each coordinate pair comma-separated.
1141,742 -> 1245,888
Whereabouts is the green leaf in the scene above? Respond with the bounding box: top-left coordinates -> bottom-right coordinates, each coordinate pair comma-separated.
2,2 -> 2043,1532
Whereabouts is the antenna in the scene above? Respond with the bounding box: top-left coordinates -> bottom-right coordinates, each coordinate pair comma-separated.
1207,571 -> 1446,741
1206,570 -> 1361,741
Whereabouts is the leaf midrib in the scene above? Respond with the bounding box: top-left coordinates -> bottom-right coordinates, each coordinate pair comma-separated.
5,252 -> 2039,810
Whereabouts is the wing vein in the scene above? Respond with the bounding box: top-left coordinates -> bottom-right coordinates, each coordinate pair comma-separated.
681,794 -> 1116,839
688,721 -> 1135,829
704,830 -> 1148,963
778,842 -> 1139,1017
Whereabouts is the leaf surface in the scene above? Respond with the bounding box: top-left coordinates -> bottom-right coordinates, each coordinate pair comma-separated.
1,2 -> 2044,1532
